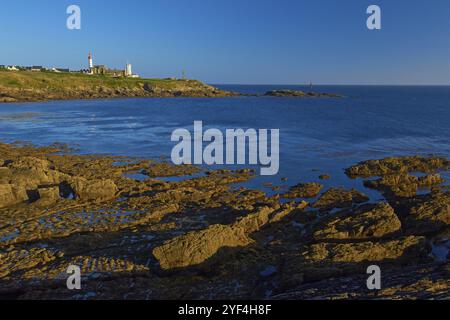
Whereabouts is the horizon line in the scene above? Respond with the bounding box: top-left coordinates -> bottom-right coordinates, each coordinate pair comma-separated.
209,83 -> 450,87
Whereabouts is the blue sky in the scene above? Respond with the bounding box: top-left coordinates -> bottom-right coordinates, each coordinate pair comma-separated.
1,0 -> 450,84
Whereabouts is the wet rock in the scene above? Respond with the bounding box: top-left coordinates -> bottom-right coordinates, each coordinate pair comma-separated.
346,156 -> 449,179
312,188 -> 369,209
0,141 -> 447,300
153,204 -> 302,270
153,224 -> 253,270
431,184 -> 450,193
142,162 -> 200,177
26,255 -> 149,280
270,201 -> 308,223
418,174 -> 446,186
0,184 -> 28,208
152,206 -> 275,270
302,236 -> 427,263
7,156 -> 51,171
36,186 -> 61,206
406,192 -> 450,234
70,177 -> 118,202
270,264 -> 449,300
364,174 -> 445,198
281,182 -> 323,199
0,248 -> 58,278
312,203 -> 401,240
3,156 -> 70,191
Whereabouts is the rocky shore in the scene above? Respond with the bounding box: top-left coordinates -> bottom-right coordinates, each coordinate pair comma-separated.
263,89 -> 342,98
0,71 -> 344,103
0,71 -> 237,103
0,142 -> 448,300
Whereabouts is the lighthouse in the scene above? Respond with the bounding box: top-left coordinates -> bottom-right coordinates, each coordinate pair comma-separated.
125,63 -> 132,77
88,52 -> 93,70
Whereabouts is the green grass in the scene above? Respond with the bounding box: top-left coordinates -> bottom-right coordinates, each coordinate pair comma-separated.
5,79 -> 21,87
0,70 -> 201,91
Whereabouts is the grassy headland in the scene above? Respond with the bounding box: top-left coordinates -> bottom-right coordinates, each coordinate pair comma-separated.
0,70 -> 236,103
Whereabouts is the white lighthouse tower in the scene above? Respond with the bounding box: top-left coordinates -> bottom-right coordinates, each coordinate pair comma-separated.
88,52 -> 93,71
125,63 -> 132,77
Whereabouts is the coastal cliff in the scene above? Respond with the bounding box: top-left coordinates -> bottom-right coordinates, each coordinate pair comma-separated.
0,70 -> 237,103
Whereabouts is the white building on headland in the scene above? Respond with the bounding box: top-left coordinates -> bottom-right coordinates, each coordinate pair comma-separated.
88,52 -> 94,70
125,63 -> 140,78
125,63 -> 132,77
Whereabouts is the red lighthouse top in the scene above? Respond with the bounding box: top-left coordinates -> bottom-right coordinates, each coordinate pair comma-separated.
88,52 -> 92,59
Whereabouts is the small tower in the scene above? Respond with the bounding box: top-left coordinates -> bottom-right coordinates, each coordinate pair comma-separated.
125,63 -> 132,77
88,52 -> 93,70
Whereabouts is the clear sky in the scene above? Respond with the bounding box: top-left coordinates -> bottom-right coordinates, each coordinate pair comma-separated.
1,0 -> 450,85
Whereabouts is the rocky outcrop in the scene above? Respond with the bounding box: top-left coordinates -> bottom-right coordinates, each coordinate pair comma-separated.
281,182 -> 323,199
0,154 -> 121,207
0,143 -> 448,300
0,184 -> 28,208
0,157 -> 69,207
364,173 -> 445,198
406,192 -> 450,234
312,188 -> 369,209
302,236 -> 427,263
270,264 -> 449,300
0,248 -> 58,278
36,186 -> 61,206
264,90 -> 341,98
346,156 -> 449,179
142,163 -> 200,177
312,203 -> 401,240
153,203 -> 307,270
2,157 -> 69,190
70,177 -> 118,202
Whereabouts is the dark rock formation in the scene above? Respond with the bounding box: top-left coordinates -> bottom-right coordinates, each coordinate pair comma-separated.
264,90 -> 342,98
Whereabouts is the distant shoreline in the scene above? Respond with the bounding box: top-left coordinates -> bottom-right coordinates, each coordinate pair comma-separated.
0,70 -> 237,103
213,83 -> 450,87
0,70 -> 343,104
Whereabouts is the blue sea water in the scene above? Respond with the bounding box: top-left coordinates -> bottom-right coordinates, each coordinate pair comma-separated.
0,85 -> 449,199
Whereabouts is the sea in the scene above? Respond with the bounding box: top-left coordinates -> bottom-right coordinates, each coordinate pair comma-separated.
1,85 -> 449,201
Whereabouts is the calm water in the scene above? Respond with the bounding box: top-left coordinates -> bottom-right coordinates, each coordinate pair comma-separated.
1,85 -> 449,200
